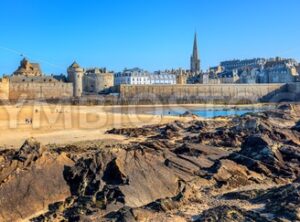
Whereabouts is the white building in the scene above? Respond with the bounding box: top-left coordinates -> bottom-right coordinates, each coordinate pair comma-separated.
150,72 -> 176,84
114,68 -> 176,85
114,68 -> 150,85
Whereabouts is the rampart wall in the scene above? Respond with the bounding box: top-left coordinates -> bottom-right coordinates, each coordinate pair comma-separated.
117,84 -> 286,103
0,78 -> 9,100
9,82 -> 73,101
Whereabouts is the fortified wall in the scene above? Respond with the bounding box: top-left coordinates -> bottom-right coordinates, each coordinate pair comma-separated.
0,78 -> 9,100
9,82 -> 73,101
116,84 -> 286,103
281,82 -> 300,102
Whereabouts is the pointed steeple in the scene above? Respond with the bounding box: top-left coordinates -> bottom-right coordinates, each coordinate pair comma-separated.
190,32 -> 201,74
192,32 -> 198,59
69,61 -> 80,69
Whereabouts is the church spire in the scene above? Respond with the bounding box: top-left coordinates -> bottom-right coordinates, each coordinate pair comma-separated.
190,32 -> 201,74
193,32 -> 198,59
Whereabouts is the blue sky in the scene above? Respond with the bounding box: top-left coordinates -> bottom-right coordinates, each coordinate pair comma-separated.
1,0 -> 300,75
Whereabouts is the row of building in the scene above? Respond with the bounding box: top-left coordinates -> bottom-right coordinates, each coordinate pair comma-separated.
0,57 -> 187,100
194,57 -> 300,84
202,57 -> 300,84
188,33 -> 300,84
0,32 -> 299,101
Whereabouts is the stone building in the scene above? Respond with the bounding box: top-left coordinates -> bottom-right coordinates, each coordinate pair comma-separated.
218,69 -> 241,84
220,58 -> 265,71
208,66 -> 224,74
8,58 -> 73,100
264,58 -> 299,83
202,72 -> 221,84
13,58 -> 42,77
67,62 -> 84,97
267,65 -> 298,83
176,73 -> 187,84
190,33 -> 201,74
239,68 -> 260,84
83,68 -> 114,94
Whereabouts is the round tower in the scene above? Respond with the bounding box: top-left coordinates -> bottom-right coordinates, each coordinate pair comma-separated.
67,61 -> 84,97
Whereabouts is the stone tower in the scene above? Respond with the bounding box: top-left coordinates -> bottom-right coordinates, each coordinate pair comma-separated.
67,61 -> 84,97
190,32 -> 201,74
176,69 -> 187,84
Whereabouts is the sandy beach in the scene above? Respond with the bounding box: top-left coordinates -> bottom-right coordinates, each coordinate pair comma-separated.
0,103 -> 273,149
0,103 -> 191,149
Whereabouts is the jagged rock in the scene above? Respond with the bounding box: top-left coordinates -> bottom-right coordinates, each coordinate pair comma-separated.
223,183 -> 300,221
252,183 -> 300,221
195,205 -> 270,222
207,159 -> 265,189
1,104 -> 300,221
0,139 -> 73,222
222,189 -> 266,201
229,134 -> 296,178
14,138 -> 45,166
179,111 -> 198,118
292,120 -> 300,132
106,124 -> 163,138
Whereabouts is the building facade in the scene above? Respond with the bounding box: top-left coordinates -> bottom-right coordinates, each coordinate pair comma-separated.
218,69 -> 241,84
8,58 -> 73,100
114,68 -> 176,86
220,58 -> 265,71
83,68 -> 114,94
239,68 -> 260,84
13,58 -> 43,77
254,58 -> 299,83
114,68 -> 150,85
202,72 -> 221,84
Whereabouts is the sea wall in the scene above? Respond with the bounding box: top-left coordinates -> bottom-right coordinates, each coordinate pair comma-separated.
9,82 -> 73,101
0,78 -> 10,100
283,82 -> 300,102
117,84 -> 286,104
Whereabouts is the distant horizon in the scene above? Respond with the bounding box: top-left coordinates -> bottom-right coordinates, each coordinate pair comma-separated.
1,0 -> 300,76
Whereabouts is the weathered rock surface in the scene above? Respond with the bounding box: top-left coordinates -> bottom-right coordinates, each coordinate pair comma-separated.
195,205 -> 270,222
0,138 -> 74,222
0,103 -> 300,221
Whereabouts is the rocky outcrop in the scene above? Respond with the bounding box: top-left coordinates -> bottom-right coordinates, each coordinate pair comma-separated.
195,205 -> 269,222
1,104 -> 300,221
0,138 -> 74,222
222,183 -> 300,221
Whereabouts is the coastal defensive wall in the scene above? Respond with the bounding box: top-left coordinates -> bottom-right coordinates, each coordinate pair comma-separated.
9,82 -> 73,100
0,78 -> 9,100
116,83 -> 296,104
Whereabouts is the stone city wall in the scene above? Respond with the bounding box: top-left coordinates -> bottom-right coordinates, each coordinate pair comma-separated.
9,82 -> 73,101
281,82 -> 300,102
0,78 -> 10,100
117,84 -> 286,103
83,73 -> 114,93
